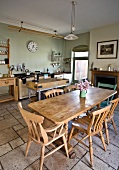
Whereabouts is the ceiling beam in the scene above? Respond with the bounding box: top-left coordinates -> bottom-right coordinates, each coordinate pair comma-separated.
8,25 -> 64,39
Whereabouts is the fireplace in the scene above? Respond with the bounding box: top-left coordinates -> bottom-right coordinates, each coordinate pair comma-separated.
94,75 -> 117,87
91,70 -> 119,95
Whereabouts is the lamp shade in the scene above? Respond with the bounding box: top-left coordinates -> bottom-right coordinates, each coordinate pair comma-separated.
64,33 -> 78,40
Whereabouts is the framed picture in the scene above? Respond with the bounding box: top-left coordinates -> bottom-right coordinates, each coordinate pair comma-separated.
97,40 -> 118,59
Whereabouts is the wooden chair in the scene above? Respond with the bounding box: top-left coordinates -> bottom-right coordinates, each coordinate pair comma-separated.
98,82 -> 117,107
104,98 -> 119,145
44,89 -> 63,98
68,105 -> 111,167
63,85 -> 77,93
18,102 -> 69,170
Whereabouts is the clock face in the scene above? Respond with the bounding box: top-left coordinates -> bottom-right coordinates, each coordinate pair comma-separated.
27,41 -> 38,52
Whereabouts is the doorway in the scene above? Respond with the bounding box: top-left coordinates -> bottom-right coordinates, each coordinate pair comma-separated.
72,45 -> 89,83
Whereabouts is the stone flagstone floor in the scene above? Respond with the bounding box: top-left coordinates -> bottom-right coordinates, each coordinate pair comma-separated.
0,99 -> 119,170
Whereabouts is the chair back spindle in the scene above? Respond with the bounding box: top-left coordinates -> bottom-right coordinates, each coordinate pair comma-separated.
87,105 -> 111,134
44,89 -> 63,98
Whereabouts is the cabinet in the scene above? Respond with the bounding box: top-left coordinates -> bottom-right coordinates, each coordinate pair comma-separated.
0,39 -> 10,68
0,77 -> 17,103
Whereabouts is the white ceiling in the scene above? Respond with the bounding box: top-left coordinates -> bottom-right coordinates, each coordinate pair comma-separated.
0,0 -> 119,35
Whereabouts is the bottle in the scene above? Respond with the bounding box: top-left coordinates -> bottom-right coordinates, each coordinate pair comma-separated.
108,64 -> 111,71
47,68 -> 49,73
34,73 -> 37,81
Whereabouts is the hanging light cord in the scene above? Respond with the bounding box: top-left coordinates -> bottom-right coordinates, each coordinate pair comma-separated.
71,1 -> 76,33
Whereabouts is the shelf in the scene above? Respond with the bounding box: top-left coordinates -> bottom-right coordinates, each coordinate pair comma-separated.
0,46 -> 9,48
0,39 -> 10,68
0,94 -> 14,103
0,64 -> 9,65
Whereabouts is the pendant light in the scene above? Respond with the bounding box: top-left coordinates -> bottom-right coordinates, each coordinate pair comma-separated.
64,1 -> 78,40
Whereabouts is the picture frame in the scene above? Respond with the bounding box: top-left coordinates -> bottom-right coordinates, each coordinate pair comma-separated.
97,40 -> 118,59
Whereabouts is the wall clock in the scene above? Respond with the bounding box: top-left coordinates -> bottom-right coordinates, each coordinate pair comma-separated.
27,41 -> 38,52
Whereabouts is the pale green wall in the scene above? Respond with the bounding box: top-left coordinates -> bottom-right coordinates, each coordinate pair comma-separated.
64,32 -> 90,72
65,32 -> 90,58
89,23 -> 119,80
0,22 -> 64,75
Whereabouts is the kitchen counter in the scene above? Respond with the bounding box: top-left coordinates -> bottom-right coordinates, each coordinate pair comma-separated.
26,78 -> 69,100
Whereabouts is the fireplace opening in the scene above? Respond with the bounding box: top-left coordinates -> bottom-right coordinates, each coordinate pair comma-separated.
94,74 -> 117,87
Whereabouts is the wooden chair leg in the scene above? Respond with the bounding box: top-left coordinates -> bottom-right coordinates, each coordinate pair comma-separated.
62,135 -> 69,158
40,146 -> 45,170
89,136 -> 93,167
68,126 -> 74,143
25,137 -> 31,156
99,131 -> 107,151
104,121 -> 109,145
111,118 -> 118,134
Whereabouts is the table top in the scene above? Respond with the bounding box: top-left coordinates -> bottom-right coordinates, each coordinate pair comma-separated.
28,87 -> 117,124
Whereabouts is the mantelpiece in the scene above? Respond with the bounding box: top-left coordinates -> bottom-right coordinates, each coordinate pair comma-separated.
91,70 -> 119,95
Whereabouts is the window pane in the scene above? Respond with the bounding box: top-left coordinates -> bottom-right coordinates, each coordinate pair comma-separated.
75,52 -> 88,57
74,60 -> 88,81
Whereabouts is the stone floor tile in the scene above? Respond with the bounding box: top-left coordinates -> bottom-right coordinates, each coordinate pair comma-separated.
73,144 -> 87,159
0,128 -> 18,145
18,117 -> 27,127
13,124 -> 24,131
17,127 -> 28,142
9,137 -> 24,149
0,143 -> 12,156
3,114 -> 14,119
0,110 -> 10,116
107,125 -> 119,147
0,116 -> 4,121
44,151 -> 79,170
25,159 -> 48,170
7,106 -> 16,111
70,138 -> 78,147
72,160 -> 92,170
0,117 -> 19,131
91,139 -> 119,169
0,109 -> 6,114
10,110 -> 22,119
82,152 -> 115,170
0,143 -> 48,170
0,103 -> 11,109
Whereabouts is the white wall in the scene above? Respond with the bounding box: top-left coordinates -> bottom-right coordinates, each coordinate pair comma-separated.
89,23 -> 119,79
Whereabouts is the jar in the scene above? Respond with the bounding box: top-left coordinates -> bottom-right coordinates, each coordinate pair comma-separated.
108,66 -> 111,71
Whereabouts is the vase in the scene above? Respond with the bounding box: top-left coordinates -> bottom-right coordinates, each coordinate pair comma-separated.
80,90 -> 86,98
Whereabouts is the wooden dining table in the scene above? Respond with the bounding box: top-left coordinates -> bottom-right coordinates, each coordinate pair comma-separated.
28,87 -> 117,153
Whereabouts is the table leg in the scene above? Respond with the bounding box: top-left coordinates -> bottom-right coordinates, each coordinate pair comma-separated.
28,89 -> 31,98
37,90 -> 41,100
64,123 -> 76,158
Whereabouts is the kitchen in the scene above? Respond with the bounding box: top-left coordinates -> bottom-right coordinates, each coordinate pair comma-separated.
0,22 -> 74,101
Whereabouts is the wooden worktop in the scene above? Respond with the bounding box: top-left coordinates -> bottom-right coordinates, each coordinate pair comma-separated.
26,78 -> 69,91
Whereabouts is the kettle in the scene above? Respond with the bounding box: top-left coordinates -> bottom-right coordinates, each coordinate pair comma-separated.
25,69 -> 30,75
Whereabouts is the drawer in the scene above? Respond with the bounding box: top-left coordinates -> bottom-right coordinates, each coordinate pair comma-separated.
0,79 -> 14,86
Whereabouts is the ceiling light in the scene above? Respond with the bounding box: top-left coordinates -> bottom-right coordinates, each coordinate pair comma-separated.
19,21 -> 23,32
52,30 -> 62,39
64,1 -> 78,40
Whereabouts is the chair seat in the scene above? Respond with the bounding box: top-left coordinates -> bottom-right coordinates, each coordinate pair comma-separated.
74,115 -> 91,125
100,100 -> 109,108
